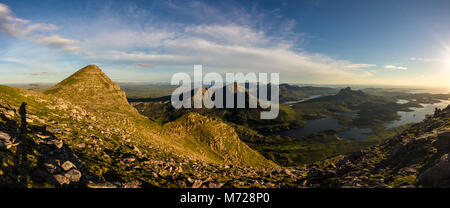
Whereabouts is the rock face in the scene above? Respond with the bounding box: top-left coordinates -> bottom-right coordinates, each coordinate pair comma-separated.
419,154 -> 450,187
432,131 -> 450,152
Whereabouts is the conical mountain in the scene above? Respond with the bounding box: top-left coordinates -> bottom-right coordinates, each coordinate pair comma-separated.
44,65 -> 131,110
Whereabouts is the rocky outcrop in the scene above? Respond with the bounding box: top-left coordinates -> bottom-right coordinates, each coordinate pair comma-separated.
419,154 -> 450,187
0,131 -> 13,150
432,130 -> 450,152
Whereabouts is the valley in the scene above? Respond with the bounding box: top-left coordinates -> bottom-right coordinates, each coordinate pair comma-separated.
130,82 -> 450,166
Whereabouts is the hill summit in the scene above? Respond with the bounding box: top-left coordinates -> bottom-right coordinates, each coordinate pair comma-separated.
44,65 -> 130,110
336,87 -> 366,98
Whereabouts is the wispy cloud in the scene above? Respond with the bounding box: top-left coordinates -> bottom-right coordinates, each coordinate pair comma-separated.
24,71 -> 51,76
81,22 -> 375,83
384,65 -> 407,70
36,35 -> 80,53
410,57 -> 446,63
344,64 -> 376,69
0,3 -> 58,37
1,1 -> 376,84
0,3 -> 78,54
135,63 -> 154,67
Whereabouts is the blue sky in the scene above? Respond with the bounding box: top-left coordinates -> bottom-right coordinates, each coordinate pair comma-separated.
0,0 -> 450,87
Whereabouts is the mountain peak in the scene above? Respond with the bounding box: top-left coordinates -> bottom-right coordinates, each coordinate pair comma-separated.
337,87 -> 365,97
339,86 -> 352,93
78,64 -> 102,72
44,65 -> 132,111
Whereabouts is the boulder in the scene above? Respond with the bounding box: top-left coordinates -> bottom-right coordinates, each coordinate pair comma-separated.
0,131 -> 12,149
419,154 -> 450,187
46,139 -> 63,149
432,131 -> 450,152
61,161 -> 76,171
65,169 -> 82,182
53,174 -> 70,186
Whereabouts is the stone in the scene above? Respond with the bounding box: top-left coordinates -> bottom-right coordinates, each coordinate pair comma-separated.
5,110 -> 15,118
47,139 -> 63,149
419,154 -> 450,187
123,180 -> 142,188
87,181 -> 117,188
53,174 -> 70,186
61,161 -> 76,171
175,166 -> 183,173
0,131 -> 11,141
432,131 -> 450,152
191,180 -> 203,188
132,145 -> 141,155
65,169 -> 82,182
37,134 -> 51,139
124,157 -> 136,162
76,143 -> 86,148
43,163 -> 61,174
152,172 -> 159,178
207,182 -> 224,188
0,131 -> 12,149
398,167 -> 417,175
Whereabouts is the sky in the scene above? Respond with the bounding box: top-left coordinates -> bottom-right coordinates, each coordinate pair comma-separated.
0,0 -> 450,88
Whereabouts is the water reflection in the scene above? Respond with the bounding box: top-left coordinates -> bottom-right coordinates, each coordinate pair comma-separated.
270,98 -> 450,140
282,95 -> 322,105
387,99 -> 450,128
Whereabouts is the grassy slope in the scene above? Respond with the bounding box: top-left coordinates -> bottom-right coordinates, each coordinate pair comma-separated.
42,65 -> 274,168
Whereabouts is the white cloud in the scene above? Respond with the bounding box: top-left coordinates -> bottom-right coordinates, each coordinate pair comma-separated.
80,22 -> 375,83
344,64 -> 376,69
0,2 -> 377,84
135,63 -> 154,67
36,35 -> 80,53
0,3 -> 78,54
0,3 -> 58,38
184,24 -> 269,46
410,57 -> 446,63
384,65 -> 407,70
